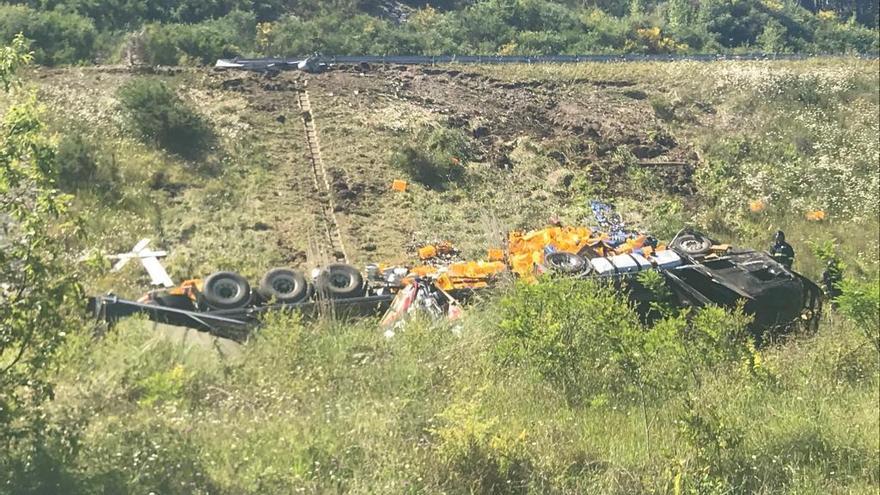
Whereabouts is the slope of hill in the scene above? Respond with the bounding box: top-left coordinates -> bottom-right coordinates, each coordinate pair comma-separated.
4,57 -> 877,494
30,58 -> 878,295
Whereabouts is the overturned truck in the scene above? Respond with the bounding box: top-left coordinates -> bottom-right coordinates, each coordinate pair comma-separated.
591,232 -> 822,333
89,229 -> 822,340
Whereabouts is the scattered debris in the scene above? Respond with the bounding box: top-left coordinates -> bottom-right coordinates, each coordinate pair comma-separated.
806,210 -> 826,221
92,221 -> 822,341
418,245 -> 437,259
414,241 -> 460,264
107,239 -> 174,288
487,249 -> 505,261
216,56 -> 329,73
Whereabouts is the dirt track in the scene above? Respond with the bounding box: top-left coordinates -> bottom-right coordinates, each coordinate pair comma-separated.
198,64 -> 701,264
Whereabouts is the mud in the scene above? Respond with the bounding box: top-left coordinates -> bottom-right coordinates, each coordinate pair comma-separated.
202,65 -> 700,264
319,65 -> 697,187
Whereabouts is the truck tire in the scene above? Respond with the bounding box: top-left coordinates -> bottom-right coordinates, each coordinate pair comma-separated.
259,268 -> 311,304
203,271 -> 252,310
545,252 -> 588,275
316,264 -> 365,300
671,233 -> 712,256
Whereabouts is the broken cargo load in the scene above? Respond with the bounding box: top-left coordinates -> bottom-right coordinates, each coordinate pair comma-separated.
89,227 -> 822,340
392,228 -> 822,334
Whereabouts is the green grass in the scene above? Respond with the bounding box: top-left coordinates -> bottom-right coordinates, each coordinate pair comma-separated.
33,68 -> 301,296
6,59 -> 877,494
9,285 -> 875,494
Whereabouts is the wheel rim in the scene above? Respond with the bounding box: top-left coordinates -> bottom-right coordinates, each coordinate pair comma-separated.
681,239 -> 704,252
215,279 -> 241,300
330,273 -> 350,288
550,254 -> 579,269
273,278 -> 295,294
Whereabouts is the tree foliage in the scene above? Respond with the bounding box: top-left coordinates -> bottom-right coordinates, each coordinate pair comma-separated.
0,33 -> 31,90
0,0 -> 877,66
137,11 -> 256,65
0,37 -> 82,439
0,5 -> 97,65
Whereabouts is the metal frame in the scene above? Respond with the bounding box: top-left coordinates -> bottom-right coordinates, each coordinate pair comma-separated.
89,293 -> 395,341
90,243 -> 824,339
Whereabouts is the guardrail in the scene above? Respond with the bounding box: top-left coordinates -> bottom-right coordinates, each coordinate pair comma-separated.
319,53 -> 845,63
216,52 -> 876,71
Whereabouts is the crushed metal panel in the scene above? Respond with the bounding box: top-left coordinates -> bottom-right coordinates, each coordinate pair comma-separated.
111,237 -> 151,272
108,239 -> 174,287
140,255 -> 174,288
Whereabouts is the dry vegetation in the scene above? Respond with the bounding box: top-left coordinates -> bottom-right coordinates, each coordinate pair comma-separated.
31,57 -> 878,288
4,58 -> 877,494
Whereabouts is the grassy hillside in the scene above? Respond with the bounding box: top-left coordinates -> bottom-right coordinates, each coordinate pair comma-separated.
29,57 -> 878,293
2,57 -> 878,493
3,285 -> 871,493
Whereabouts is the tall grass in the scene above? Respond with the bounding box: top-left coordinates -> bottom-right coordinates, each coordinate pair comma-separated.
9,59 -> 877,494
8,278 -> 876,494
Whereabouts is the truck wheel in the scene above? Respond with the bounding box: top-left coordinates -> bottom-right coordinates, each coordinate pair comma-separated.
316,264 -> 365,299
259,268 -> 311,304
203,271 -> 252,310
671,233 -> 712,256
545,252 -> 588,275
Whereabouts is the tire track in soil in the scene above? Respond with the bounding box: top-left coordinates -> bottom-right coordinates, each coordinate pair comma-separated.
296,81 -> 349,265
209,72 -> 347,270
240,74 -> 333,270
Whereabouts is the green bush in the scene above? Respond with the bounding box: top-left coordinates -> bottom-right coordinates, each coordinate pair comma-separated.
837,277 -> 880,352
391,126 -> 471,189
55,131 -> 121,197
265,12 -> 412,56
140,11 -> 257,66
117,78 -> 214,159
494,277 -> 758,404
813,16 -> 880,53
493,278 -> 646,403
38,0 -> 253,29
0,5 -> 97,65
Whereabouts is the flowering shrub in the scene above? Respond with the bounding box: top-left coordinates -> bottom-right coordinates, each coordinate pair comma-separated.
698,63 -> 879,221
625,26 -> 689,54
